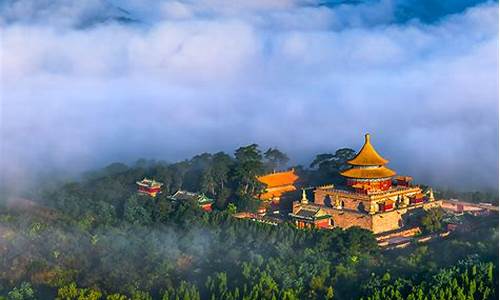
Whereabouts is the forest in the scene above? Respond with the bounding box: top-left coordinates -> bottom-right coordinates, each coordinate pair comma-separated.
0,144 -> 498,299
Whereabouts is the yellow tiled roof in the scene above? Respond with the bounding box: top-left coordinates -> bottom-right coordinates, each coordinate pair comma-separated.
340,166 -> 396,179
348,134 -> 389,166
257,170 -> 299,187
259,185 -> 296,200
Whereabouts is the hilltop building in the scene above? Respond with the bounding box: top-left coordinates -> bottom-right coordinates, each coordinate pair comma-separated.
168,190 -> 214,212
136,178 -> 163,197
256,169 -> 299,214
291,134 -> 440,233
256,169 -> 299,202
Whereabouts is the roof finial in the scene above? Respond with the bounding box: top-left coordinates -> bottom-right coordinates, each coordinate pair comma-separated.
301,188 -> 308,204
342,132 -> 391,167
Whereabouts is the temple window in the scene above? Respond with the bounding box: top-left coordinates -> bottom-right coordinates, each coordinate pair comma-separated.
357,202 -> 365,212
324,195 -> 333,207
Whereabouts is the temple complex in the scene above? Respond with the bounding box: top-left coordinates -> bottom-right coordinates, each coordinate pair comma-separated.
136,178 -> 163,197
257,169 -> 299,202
291,134 -> 440,233
168,190 -> 215,212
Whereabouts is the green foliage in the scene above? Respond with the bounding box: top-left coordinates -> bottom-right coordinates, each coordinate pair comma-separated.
130,290 -> 151,300
56,283 -> 102,300
421,208 -> 445,233
123,194 -> 152,225
106,294 -> 129,300
309,148 -> 356,185
0,146 -> 498,300
162,282 -> 200,300
6,283 -> 35,300
264,148 -> 289,172
237,195 -> 261,213
227,203 -> 237,214
361,261 -> 497,300
233,144 -> 265,197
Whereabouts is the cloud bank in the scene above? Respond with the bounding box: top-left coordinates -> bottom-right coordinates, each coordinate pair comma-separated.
0,0 -> 498,190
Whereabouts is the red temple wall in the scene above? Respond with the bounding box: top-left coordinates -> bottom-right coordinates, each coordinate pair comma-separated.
346,179 -> 392,192
314,219 -> 331,229
411,197 -> 424,204
378,202 -> 394,212
138,187 -> 161,193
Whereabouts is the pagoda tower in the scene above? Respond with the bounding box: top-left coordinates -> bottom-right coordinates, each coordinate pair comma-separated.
340,134 -> 396,193
306,133 -> 442,234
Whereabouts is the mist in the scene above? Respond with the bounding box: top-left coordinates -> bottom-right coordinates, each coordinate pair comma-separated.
0,0 -> 498,191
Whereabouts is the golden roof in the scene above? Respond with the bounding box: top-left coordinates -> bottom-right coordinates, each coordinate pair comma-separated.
348,134 -> 389,166
259,185 -> 296,200
340,166 -> 396,179
257,170 -> 298,188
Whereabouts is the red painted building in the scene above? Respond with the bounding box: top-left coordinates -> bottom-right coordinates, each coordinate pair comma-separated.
136,178 -> 163,197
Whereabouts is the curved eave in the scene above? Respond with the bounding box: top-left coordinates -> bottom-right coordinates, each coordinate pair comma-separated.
348,155 -> 389,166
257,170 -> 299,187
259,185 -> 296,200
340,166 -> 396,179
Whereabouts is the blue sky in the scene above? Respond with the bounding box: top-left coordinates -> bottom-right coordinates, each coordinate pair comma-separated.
0,0 -> 498,190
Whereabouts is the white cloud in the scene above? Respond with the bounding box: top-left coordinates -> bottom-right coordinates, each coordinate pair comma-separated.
0,0 -> 498,190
